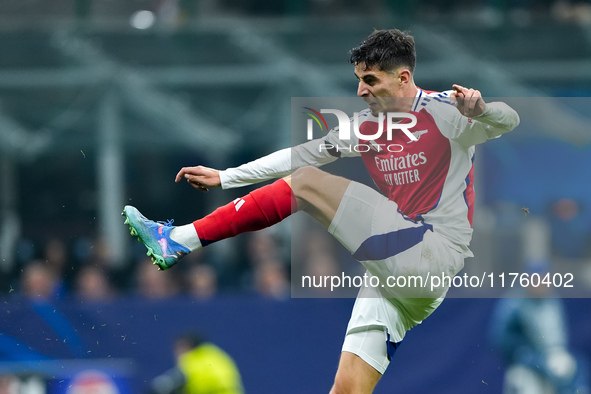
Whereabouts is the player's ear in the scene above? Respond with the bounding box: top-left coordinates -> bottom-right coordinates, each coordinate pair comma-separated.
398,69 -> 412,86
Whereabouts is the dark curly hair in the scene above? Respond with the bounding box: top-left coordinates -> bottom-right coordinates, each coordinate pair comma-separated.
349,29 -> 416,73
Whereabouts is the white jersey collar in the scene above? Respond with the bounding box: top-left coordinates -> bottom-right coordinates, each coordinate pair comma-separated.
411,87 -> 423,112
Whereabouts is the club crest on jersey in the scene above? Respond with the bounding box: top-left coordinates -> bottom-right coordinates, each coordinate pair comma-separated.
407,129 -> 429,143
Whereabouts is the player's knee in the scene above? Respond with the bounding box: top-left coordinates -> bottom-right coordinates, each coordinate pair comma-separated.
292,166 -> 324,187
330,374 -> 370,394
291,166 -> 326,201
329,378 -> 350,394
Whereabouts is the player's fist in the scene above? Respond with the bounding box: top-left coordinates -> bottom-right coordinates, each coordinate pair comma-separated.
175,165 -> 221,192
450,84 -> 486,118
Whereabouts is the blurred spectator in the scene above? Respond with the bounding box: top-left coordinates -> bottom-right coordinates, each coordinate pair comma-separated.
548,198 -> 590,259
302,253 -> 341,295
20,260 -> 57,301
305,252 -> 340,278
186,264 -> 218,300
247,230 -> 282,266
43,238 -> 69,298
297,226 -> 362,295
44,238 -> 67,276
245,230 -> 290,298
74,264 -> 115,302
149,333 -> 244,394
253,260 -> 289,299
91,237 -> 117,269
490,262 -> 590,394
135,258 -> 180,299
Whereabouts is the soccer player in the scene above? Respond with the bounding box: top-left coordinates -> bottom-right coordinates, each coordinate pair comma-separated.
123,29 -> 519,393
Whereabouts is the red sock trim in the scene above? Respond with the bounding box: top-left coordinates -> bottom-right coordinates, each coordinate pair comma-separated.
193,179 -> 296,246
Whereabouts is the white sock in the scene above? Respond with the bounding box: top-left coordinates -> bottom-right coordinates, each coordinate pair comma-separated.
170,224 -> 202,251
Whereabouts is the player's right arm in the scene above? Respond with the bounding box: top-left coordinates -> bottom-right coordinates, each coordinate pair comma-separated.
176,126 -> 359,191
175,165 -> 223,192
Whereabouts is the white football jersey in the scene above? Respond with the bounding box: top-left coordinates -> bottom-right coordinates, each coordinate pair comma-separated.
220,88 -> 519,253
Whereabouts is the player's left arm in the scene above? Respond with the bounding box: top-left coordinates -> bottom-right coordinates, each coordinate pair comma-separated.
450,84 -> 486,118
448,84 -> 520,147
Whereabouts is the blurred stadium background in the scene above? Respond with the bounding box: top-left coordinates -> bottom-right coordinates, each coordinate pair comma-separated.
1,0 -> 591,393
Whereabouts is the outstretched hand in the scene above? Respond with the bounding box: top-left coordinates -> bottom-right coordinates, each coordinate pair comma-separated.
450,84 -> 486,118
175,165 -> 221,192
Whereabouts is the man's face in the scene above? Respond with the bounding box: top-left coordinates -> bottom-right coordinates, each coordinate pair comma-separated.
354,62 -> 412,115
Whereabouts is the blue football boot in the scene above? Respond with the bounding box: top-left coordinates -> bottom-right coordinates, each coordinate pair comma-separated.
122,205 -> 190,270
